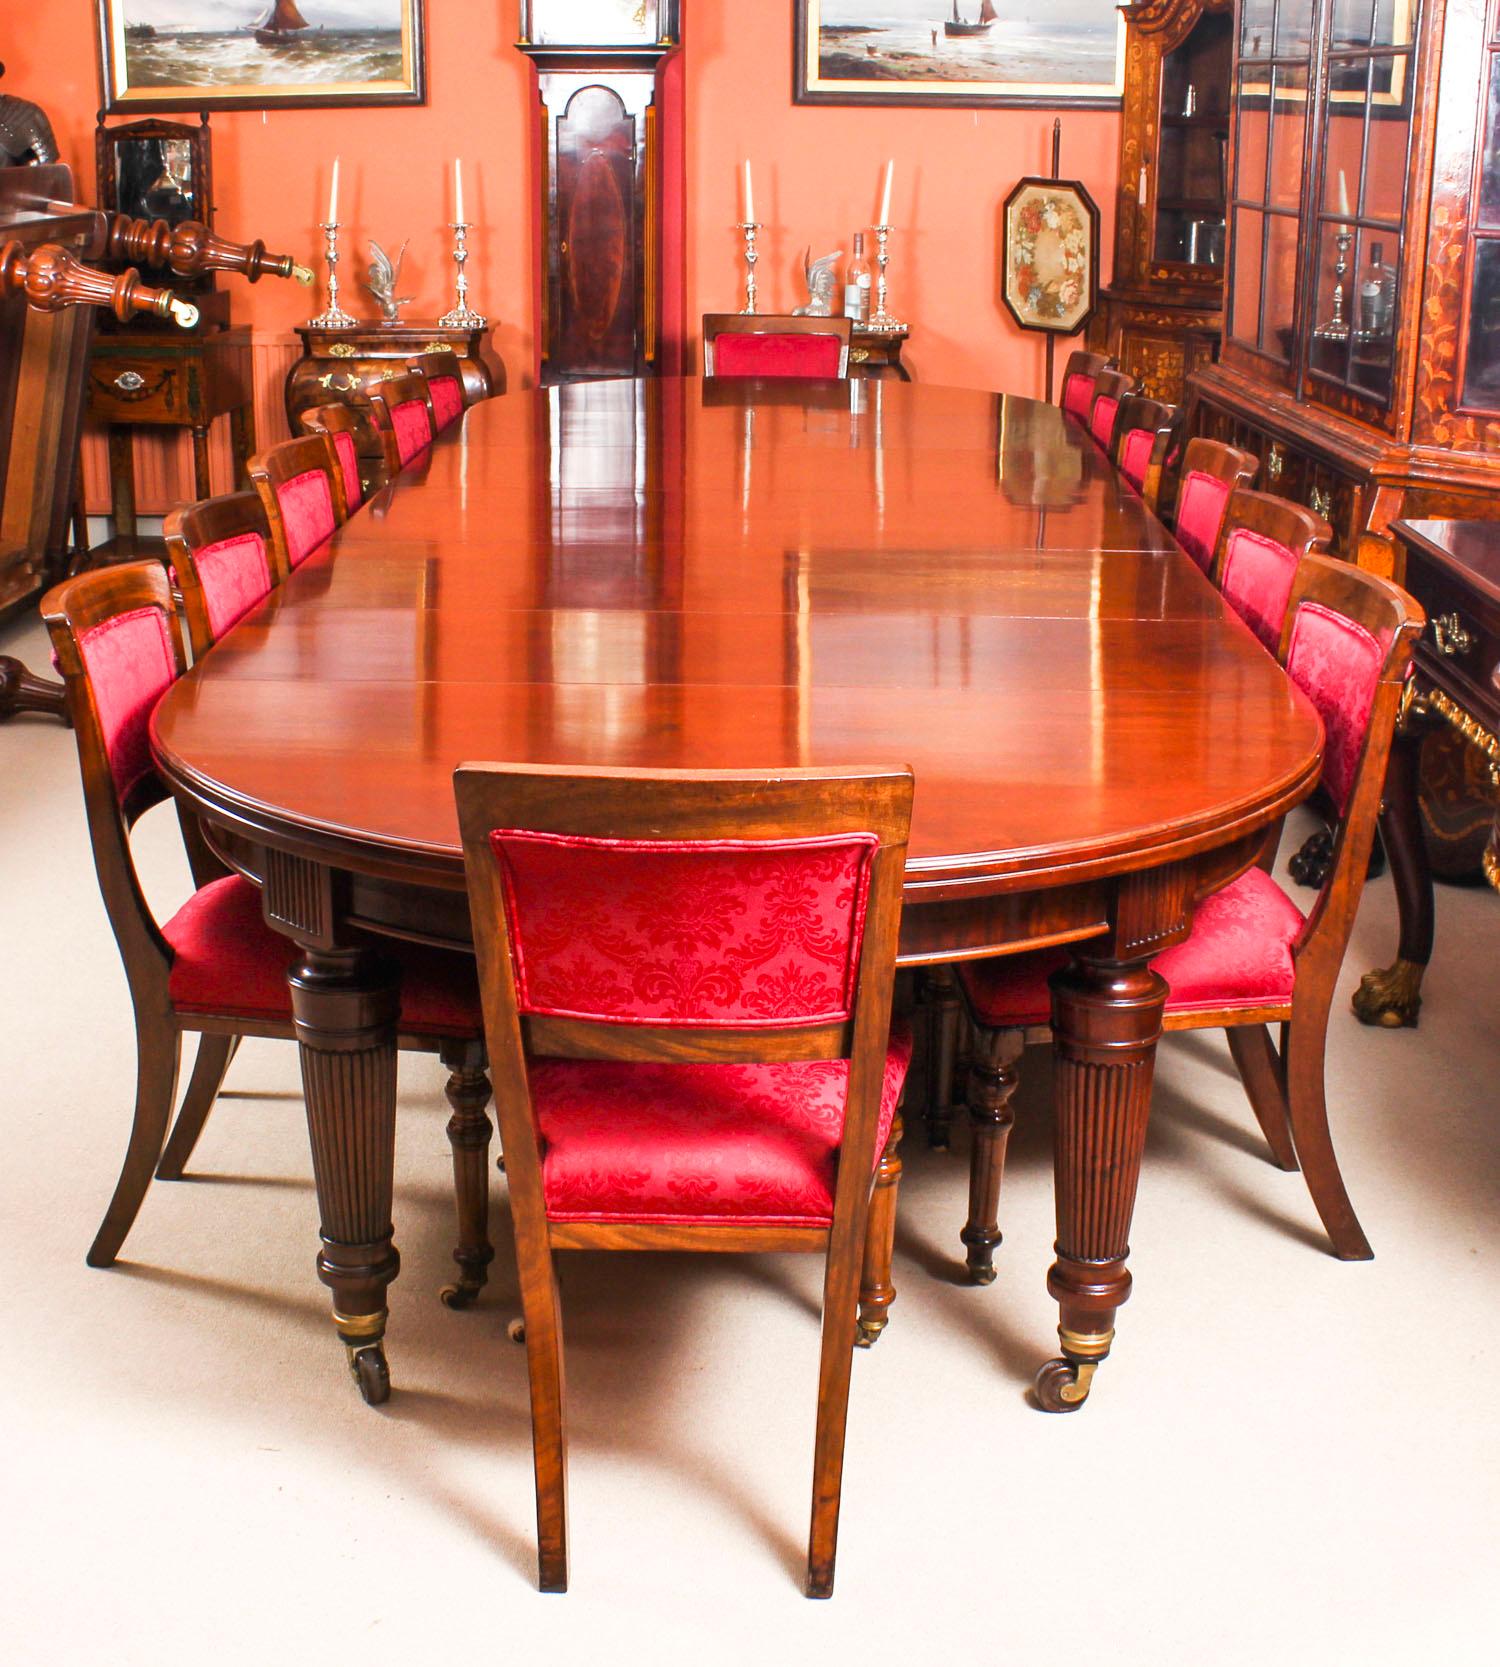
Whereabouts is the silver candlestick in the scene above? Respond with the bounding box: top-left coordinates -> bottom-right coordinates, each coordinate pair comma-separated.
1322,229 -> 1353,339
438,219 -> 486,329
867,223 -> 905,333
737,220 -> 761,314
309,219 -> 356,328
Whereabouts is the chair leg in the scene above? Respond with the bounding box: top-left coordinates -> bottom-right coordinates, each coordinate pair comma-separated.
961,1029 -> 1023,1284
88,1021 -> 183,1267
156,1033 -> 237,1180
856,1112 -> 904,1347
1225,1024 -> 1299,1173
1284,1011 -> 1373,1260
806,1227 -> 866,1599
517,1245 -> 569,1593
438,1045 -> 495,1310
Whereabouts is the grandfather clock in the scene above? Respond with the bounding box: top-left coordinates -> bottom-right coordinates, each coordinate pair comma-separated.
518,1 -> 681,383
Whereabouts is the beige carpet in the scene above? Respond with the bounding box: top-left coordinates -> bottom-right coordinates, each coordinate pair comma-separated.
3,607 -> 1497,1665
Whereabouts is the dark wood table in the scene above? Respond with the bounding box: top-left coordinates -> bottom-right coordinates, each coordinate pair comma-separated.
151,377 -> 1321,1408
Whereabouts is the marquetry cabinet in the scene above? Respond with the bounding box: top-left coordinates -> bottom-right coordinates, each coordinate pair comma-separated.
1186,0 -> 1500,572
285,320 -> 498,432
1090,0 -> 1232,403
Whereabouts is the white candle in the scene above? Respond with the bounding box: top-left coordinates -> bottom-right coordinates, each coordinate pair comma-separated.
878,158 -> 894,226
1337,169 -> 1351,226
455,158 -> 464,225
1138,164 -> 1148,205
328,156 -> 340,224
743,160 -> 755,225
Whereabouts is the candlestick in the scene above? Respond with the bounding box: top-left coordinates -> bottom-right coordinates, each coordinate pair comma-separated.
878,159 -> 893,227
438,218 -> 487,329
866,222 -> 906,333
1321,227 -> 1353,339
742,160 -> 755,227
455,158 -> 464,225
737,219 -> 761,314
309,219 -> 357,328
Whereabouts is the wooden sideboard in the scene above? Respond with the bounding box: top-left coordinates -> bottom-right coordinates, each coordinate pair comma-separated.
849,324 -> 909,381
284,320 -> 499,432
1355,519 -> 1500,1027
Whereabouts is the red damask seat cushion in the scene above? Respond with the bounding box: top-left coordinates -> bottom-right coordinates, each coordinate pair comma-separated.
330,429 -> 362,510
1062,372 -> 1095,422
1174,470 -> 1232,572
392,398 -> 434,466
715,332 -> 844,380
164,873 -> 481,1036
956,869 -> 1305,1028
1285,600 -> 1387,816
277,468 -> 336,568
78,605 -> 176,801
194,530 -> 275,641
1089,395 -> 1119,450
1119,427 -> 1155,493
1220,526 -> 1300,652
533,1022 -> 912,1227
429,375 -> 465,431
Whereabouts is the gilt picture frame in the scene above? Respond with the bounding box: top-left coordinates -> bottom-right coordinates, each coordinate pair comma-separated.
1000,177 -> 1100,336
793,1 -> 1125,111
97,1 -> 427,114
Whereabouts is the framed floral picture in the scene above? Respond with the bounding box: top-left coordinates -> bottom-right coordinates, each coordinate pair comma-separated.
97,1 -> 427,114
1000,177 -> 1100,335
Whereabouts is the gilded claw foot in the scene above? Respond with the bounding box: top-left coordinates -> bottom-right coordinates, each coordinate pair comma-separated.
1352,957 -> 1424,1028
1033,1327 -> 1113,1413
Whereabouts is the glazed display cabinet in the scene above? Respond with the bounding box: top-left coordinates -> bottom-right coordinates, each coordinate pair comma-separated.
1187,0 -> 1500,571
1091,0 -> 1233,403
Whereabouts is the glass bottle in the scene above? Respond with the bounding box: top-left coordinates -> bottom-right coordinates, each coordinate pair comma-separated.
1359,241 -> 1392,336
844,233 -> 871,324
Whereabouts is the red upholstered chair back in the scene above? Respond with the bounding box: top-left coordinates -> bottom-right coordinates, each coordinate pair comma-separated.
365,370 -> 438,471
1212,488 -> 1332,653
1171,437 -> 1260,571
164,490 -> 275,659
1058,349 -> 1110,423
455,763 -> 912,1212
1110,394 -> 1177,511
1087,369 -> 1135,452
408,351 -> 468,431
246,434 -> 349,579
702,313 -> 852,380
299,401 -> 382,510
1276,555 -> 1422,961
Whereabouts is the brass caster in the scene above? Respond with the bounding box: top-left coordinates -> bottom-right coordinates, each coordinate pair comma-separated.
439,1278 -> 481,1310
855,1317 -> 886,1349
1033,1356 -> 1097,1413
507,1317 -> 526,1344
966,1260 -> 997,1287
348,1343 -> 390,1406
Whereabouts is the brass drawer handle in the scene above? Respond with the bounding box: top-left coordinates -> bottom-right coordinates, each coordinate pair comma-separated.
1433,612 -> 1475,658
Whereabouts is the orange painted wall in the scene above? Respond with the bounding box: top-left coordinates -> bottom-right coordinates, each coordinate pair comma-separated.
5,4 -> 1120,509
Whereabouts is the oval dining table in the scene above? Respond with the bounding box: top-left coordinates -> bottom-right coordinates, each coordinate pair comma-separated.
151,376 -> 1323,1409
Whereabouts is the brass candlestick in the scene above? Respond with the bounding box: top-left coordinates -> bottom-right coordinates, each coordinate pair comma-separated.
737,220 -> 761,314
867,223 -> 905,333
438,219 -> 486,329
310,219 -> 356,328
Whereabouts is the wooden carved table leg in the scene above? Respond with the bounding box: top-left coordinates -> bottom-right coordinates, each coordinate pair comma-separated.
288,943 -> 402,1406
0,657 -> 67,722
438,1039 -> 495,1310
1034,950 -> 1168,1413
1354,711 -> 1430,1028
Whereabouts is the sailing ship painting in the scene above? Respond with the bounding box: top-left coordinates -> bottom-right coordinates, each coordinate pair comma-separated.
100,1 -> 426,110
796,0 -> 1124,105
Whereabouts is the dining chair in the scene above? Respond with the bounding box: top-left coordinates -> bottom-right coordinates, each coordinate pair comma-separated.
702,313 -> 853,379
246,433 -> 349,577
1110,394 -> 1178,512
1211,488 -> 1333,653
41,561 -> 498,1387
1087,368 -> 1136,452
455,762 -> 913,1596
1170,437 -> 1260,572
1058,349 -> 1111,425
164,490 -> 277,660
298,400 -> 381,511
408,351 -> 469,432
951,554 -> 1422,1303
366,369 -> 439,472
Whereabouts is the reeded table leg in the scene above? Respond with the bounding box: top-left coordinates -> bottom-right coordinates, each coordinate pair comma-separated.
1034,951 -> 1167,1413
289,944 -> 402,1406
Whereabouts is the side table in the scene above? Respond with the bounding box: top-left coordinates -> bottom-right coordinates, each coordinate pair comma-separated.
285,320 -> 502,432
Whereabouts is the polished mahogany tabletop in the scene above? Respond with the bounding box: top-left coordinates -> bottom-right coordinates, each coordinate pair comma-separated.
153,377 -> 1321,907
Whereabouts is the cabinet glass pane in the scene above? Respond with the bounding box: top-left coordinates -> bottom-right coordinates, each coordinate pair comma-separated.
1276,0 -> 1317,58
1479,55 -> 1500,224
1361,93 -> 1410,224
1236,71 -> 1271,204
1231,208 -> 1265,345
1263,214 -> 1300,358
1331,0 -> 1377,49
1461,239 -> 1500,408
1371,0 -> 1415,50
1349,227 -> 1397,398
1321,105 -> 1365,219
1241,0 -> 1276,58
1268,65 -> 1309,210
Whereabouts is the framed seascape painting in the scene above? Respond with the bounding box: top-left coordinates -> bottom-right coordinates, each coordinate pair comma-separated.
1000,177 -> 1100,335
794,0 -> 1125,109
98,1 -> 427,113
